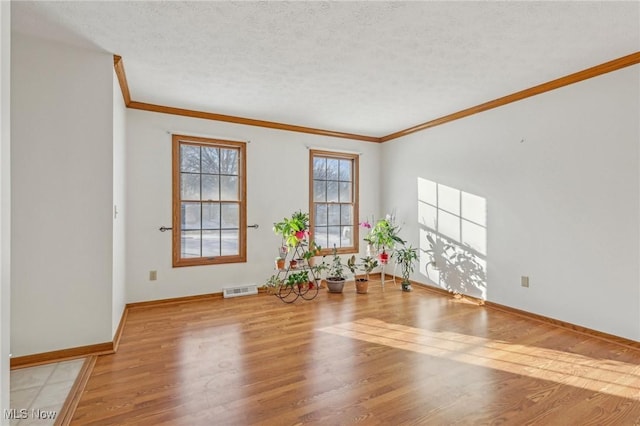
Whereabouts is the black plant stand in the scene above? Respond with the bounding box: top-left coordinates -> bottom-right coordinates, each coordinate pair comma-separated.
273,243 -> 319,304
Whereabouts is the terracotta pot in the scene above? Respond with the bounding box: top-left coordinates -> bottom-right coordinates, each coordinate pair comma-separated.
276,258 -> 285,270
355,278 -> 369,294
289,260 -> 297,269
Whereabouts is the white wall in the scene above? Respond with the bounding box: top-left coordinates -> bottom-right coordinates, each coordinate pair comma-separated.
112,71 -> 126,336
382,65 -> 640,340
11,33 -> 114,356
0,1 -> 11,419
126,109 -> 381,302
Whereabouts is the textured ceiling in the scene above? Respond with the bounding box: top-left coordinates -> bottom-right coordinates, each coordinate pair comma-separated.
11,1 -> 640,137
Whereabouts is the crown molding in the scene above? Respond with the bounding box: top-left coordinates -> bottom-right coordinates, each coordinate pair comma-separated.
380,51 -> 640,142
113,51 -> 640,144
112,55 -> 379,143
113,55 -> 131,106
127,101 -> 381,143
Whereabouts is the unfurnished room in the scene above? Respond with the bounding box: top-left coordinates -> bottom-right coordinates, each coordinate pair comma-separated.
1,1 -> 640,425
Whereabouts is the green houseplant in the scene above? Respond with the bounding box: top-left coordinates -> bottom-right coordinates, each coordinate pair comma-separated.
361,256 -> 378,280
273,211 -> 310,248
326,246 -> 346,293
302,241 -> 322,267
395,245 -> 418,292
264,275 -> 284,294
285,271 -> 310,289
348,255 -> 378,294
364,214 -> 405,264
310,256 -> 328,289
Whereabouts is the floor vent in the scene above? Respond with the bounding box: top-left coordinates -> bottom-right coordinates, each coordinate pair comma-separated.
223,285 -> 258,298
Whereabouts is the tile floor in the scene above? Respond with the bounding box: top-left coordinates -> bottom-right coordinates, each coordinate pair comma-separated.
9,359 -> 84,425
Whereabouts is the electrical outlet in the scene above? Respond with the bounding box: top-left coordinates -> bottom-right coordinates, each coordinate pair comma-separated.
521,276 -> 529,288
149,270 -> 157,281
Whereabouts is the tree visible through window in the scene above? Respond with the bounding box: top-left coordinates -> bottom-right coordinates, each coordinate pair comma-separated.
172,135 -> 246,267
309,150 -> 359,254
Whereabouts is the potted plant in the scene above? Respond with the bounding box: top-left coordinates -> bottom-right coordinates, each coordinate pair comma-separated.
303,241 -> 322,267
347,255 -> 378,294
273,211 -> 310,248
285,271 -> 309,290
395,244 -> 418,292
364,214 -> 405,264
310,256 -> 328,289
325,246 -> 346,293
275,257 -> 285,270
264,275 -> 284,295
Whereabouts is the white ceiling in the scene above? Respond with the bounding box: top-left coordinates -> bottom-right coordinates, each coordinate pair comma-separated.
11,1 -> 640,137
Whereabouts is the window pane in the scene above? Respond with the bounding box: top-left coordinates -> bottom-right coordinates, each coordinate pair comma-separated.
341,226 -> 353,246
220,176 -> 238,200
219,149 -> 239,175
339,159 -> 351,181
315,204 -> 327,226
202,230 -> 220,257
221,229 -> 239,256
340,204 -> 352,225
339,182 -> 351,203
181,145 -> 200,173
326,159 -> 339,180
313,181 -> 326,202
201,147 -> 219,174
328,226 -> 341,248
181,174 -> 200,200
327,181 -> 339,203
328,204 -> 340,226
181,230 -> 201,258
314,227 -> 328,249
309,151 -> 358,254
313,157 -> 326,179
221,203 -> 239,229
201,175 -> 219,201
174,137 -> 246,266
202,203 -> 220,229
182,202 -> 201,230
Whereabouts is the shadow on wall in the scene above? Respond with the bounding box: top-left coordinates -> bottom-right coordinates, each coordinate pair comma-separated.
417,178 -> 487,300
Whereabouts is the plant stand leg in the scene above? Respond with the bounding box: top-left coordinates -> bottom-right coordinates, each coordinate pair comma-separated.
381,264 -> 385,289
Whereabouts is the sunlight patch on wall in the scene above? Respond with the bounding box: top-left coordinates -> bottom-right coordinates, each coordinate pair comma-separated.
417,178 -> 487,299
320,318 -> 640,402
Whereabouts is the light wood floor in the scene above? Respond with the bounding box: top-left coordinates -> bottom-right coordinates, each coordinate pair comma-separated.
72,280 -> 640,425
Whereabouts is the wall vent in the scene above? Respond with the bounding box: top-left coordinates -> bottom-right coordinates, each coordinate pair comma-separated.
223,284 -> 258,298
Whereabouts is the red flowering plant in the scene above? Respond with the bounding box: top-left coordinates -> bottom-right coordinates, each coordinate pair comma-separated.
361,213 -> 405,264
273,211 -> 310,248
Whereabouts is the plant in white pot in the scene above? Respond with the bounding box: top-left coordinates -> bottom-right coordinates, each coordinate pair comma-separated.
364,214 -> 405,264
325,246 -> 346,293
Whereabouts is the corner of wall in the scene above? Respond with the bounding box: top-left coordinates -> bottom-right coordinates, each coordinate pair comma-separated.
0,0 -> 11,418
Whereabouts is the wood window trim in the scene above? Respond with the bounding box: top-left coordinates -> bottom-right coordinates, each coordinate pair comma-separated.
172,134 -> 247,267
309,149 -> 359,256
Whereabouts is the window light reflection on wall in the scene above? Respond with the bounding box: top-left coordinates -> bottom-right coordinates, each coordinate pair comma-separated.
417,178 -> 487,299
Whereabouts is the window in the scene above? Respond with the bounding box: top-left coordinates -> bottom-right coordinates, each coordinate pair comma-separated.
309,150 -> 359,254
172,134 -> 246,267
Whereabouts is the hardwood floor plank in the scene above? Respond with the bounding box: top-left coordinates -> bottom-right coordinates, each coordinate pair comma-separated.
72,282 -> 640,425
